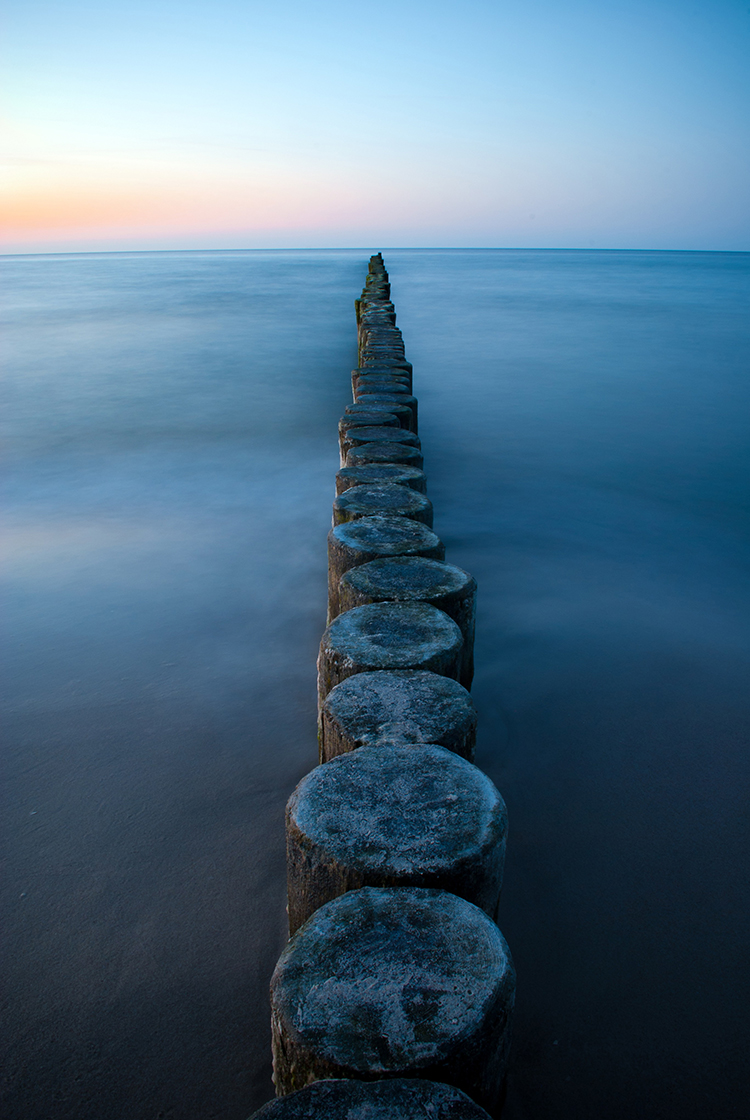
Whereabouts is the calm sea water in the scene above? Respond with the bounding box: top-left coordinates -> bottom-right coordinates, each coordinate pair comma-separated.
2,249 -> 749,1120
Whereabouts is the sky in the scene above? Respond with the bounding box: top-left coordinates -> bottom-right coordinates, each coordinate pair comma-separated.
2,0 -> 749,252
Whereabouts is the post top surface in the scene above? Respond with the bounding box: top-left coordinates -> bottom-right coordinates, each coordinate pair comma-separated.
323,669 -> 476,747
322,602 -> 463,669
289,743 -> 506,873
342,556 -> 475,601
334,485 -> 432,517
331,516 -> 440,552
271,886 -> 515,1072
251,1078 -> 492,1120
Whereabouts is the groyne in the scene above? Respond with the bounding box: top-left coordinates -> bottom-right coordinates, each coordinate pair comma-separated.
252,255 -> 515,1120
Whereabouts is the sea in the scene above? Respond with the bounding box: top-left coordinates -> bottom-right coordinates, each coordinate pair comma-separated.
2,249 -> 749,1120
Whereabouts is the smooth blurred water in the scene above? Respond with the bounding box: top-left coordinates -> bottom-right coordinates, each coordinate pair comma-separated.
2,249 -> 749,1120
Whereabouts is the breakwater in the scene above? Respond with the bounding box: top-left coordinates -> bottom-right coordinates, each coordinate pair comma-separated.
253,255 -> 516,1120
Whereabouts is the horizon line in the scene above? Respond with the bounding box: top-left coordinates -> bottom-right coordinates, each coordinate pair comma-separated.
3,245 -> 749,260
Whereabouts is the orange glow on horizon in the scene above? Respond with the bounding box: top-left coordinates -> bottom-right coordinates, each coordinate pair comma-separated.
0,172 -> 493,245
0,180 -> 439,244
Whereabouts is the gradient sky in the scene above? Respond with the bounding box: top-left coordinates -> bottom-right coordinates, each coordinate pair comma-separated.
3,0 -> 749,251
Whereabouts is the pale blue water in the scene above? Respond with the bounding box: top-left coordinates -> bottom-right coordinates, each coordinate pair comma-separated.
2,249 -> 749,1119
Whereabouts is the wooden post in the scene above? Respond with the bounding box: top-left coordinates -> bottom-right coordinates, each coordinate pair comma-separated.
353,362 -> 413,388
345,443 -> 424,470
317,602 -> 462,711
335,463 -> 427,495
353,376 -> 412,397
353,372 -> 411,394
354,393 -> 418,430
345,399 -> 415,431
341,426 -> 420,463
333,484 -> 433,528
248,1077 -> 493,1120
271,886 -> 516,1113
339,412 -> 399,435
286,743 -> 507,933
360,356 -> 412,373
319,669 -> 477,763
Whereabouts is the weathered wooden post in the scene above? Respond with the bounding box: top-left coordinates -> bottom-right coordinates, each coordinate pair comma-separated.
286,743 -> 507,933
340,425 -> 421,464
317,602 -> 463,710
353,371 -> 412,394
335,462 -> 427,494
319,669 -> 477,762
345,399 -> 416,431
248,1079 -> 493,1120
354,392 -> 418,429
271,887 -> 516,1112
332,484 -> 433,528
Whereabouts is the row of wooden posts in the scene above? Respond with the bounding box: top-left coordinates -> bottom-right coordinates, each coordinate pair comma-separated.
252,256 -> 516,1120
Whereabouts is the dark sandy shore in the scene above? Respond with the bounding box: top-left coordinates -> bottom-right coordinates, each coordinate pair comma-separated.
3,249 -> 749,1119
